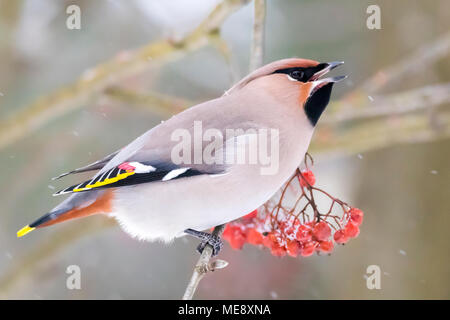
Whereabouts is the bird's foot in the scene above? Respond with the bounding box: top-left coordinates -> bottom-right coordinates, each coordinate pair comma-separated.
184,228 -> 223,257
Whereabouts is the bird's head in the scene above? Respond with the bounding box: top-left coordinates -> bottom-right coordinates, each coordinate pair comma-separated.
227,58 -> 346,126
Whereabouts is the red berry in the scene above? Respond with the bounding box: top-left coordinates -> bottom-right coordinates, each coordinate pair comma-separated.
247,228 -> 263,245
222,224 -> 236,240
270,244 -> 287,257
268,232 -> 279,243
223,224 -> 247,250
296,224 -> 312,242
262,232 -> 278,249
286,240 -> 301,257
243,210 -> 258,220
333,229 -> 349,244
312,221 -> 331,241
299,170 -> 316,187
349,208 -> 364,226
284,227 -> 295,236
262,235 -> 272,248
344,222 -> 360,238
317,240 -> 334,253
229,231 -> 246,249
300,241 -> 317,257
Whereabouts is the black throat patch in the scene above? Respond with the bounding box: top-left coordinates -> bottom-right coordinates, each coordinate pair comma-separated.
304,82 -> 334,126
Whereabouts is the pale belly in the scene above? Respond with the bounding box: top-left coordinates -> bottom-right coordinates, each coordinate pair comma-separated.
109,167 -> 282,241
109,130 -> 312,242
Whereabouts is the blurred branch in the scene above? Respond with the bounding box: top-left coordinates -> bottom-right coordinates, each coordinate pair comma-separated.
209,32 -> 241,84
0,218 -> 115,296
314,30 -> 450,156
4,81 -> 447,294
2,0 -> 449,298
312,82 -> 450,157
249,0 -> 266,71
0,0 -> 250,297
103,87 -> 190,116
312,107 -> 450,157
0,0 -> 250,150
325,83 -> 450,123
182,225 -> 227,300
345,30 -> 450,99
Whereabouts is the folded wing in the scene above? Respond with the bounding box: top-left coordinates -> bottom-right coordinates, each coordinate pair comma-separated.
53,161 -> 210,196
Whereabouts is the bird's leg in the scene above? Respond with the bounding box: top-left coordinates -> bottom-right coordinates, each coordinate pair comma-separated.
184,228 -> 223,257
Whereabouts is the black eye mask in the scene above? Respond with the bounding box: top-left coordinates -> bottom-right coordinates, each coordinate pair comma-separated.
273,63 -> 328,82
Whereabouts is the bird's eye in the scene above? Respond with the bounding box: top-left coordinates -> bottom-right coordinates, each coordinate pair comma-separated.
290,70 -> 304,81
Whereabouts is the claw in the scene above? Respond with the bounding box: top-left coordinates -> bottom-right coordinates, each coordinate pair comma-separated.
185,229 -> 224,257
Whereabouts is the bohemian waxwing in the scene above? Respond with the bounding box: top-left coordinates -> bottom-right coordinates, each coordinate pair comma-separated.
17,58 -> 346,255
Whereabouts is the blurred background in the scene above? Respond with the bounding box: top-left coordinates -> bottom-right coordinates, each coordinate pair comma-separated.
0,0 -> 449,299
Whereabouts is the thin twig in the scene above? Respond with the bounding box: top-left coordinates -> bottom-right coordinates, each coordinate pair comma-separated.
249,0 -> 266,71
182,224 -> 227,300
209,32 -> 241,84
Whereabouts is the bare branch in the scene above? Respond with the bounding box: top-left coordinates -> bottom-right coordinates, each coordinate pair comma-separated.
325,83 -> 450,123
2,1 -> 449,298
3,83 -> 448,295
0,0 -> 250,150
345,30 -> 450,98
182,225 -> 227,300
311,108 -> 450,157
249,0 -> 266,71
103,87 -> 190,116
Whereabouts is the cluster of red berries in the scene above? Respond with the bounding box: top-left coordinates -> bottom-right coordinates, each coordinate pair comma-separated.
222,210 -> 262,250
222,169 -> 364,258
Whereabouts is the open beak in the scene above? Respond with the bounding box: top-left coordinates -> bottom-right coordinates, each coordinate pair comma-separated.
309,61 -> 347,94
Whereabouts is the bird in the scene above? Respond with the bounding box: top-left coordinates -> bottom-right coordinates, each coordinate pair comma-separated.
17,58 -> 346,256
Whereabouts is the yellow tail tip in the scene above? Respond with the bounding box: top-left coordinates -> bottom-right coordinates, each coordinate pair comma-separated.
17,225 -> 35,238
